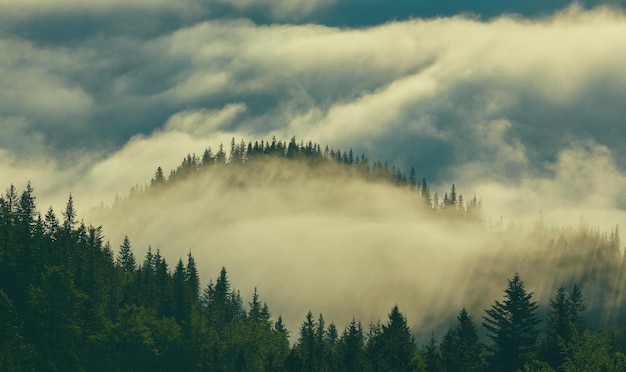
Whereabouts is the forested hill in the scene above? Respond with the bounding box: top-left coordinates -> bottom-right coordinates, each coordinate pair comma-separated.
3,137 -> 626,370
107,136 -> 483,219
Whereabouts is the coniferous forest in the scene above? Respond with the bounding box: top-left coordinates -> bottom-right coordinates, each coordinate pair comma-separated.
4,137 -> 626,371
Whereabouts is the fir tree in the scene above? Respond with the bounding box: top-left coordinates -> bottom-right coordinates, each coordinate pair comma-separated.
483,274 -> 540,372
441,308 -> 483,371
380,305 -> 420,371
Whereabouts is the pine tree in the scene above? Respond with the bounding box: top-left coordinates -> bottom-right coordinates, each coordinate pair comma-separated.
62,194 -> 77,233
568,284 -> 587,335
151,166 -> 166,187
28,265 -> 84,371
542,286 -> 570,367
441,308 -> 483,371
409,167 -> 417,187
296,311 -> 317,372
542,284 -> 588,368
0,289 -> 34,370
380,305 -> 420,371
185,252 -> 200,307
116,236 -> 136,273
423,332 -> 441,372
338,319 -> 366,371
116,236 -> 136,306
483,274 -> 540,372
365,321 -> 384,371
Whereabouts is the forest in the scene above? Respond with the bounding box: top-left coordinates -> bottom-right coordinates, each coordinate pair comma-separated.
3,137 -> 626,371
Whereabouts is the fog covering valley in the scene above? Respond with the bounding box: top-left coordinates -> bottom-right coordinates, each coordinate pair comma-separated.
85,141 -> 626,338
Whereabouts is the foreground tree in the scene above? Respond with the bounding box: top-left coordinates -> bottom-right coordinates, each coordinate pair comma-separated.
379,305 -> 422,371
541,284 -> 588,368
440,308 -> 483,371
483,274 -> 540,372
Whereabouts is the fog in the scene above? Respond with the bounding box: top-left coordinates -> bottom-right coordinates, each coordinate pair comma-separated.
78,155 -> 621,338
84,158 -> 490,335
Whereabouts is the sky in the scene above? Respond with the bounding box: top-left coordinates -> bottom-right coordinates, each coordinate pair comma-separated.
2,0 -> 626,336
2,0 -> 626,225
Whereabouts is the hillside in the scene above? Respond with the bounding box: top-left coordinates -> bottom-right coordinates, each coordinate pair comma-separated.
2,138 -> 626,370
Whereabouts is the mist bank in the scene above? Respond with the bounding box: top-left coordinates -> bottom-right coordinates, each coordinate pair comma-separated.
86,154 -> 626,336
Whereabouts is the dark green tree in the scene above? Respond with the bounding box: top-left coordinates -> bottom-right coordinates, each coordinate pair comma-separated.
542,284 -> 588,368
116,236 -> 136,306
568,284 -> 587,335
423,332 -> 442,372
483,274 -> 541,372
28,265 -> 85,371
379,305 -> 420,371
542,286 -> 570,367
338,319 -> 366,371
0,289 -> 34,370
294,310 -> 317,372
116,236 -> 136,273
440,308 -> 483,372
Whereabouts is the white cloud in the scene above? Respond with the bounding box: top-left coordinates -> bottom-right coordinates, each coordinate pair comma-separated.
0,39 -> 94,124
164,104 -> 247,136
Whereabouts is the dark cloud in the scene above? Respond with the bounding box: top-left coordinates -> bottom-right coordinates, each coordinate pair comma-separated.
310,0 -> 625,26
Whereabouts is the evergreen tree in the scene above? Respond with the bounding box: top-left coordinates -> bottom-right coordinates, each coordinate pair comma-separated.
441,308 -> 483,371
151,166 -> 166,186
62,193 -> 77,233
185,251 -> 200,307
116,236 -> 136,273
338,319 -> 366,371
28,265 -> 85,371
423,332 -> 441,372
483,274 -> 541,372
542,284 -> 588,368
568,284 -> 587,335
542,286 -> 570,367
365,321 -> 384,370
116,236 -> 136,306
295,311 -> 317,372
380,305 -> 420,371
0,289 -> 33,370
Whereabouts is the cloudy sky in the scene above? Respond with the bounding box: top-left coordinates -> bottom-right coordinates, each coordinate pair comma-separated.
2,0 -> 626,227
4,0 -> 626,335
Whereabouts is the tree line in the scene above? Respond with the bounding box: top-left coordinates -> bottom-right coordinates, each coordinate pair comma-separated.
2,182 -> 626,371
120,136 -> 482,219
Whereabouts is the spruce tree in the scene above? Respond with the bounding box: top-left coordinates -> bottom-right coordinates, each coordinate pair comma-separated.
338,319 -> 366,371
483,274 -> 540,372
542,286 -> 569,367
116,236 -> 136,273
423,332 -> 441,372
380,305 -> 420,371
442,308 -> 483,372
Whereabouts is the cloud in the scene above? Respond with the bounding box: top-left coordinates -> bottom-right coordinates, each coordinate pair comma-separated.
465,141 -> 626,228
164,104 -> 248,136
1,5 -> 626,211
0,38 -> 93,124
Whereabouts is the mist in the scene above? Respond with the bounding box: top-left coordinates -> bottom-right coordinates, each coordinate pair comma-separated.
79,154 -> 622,338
